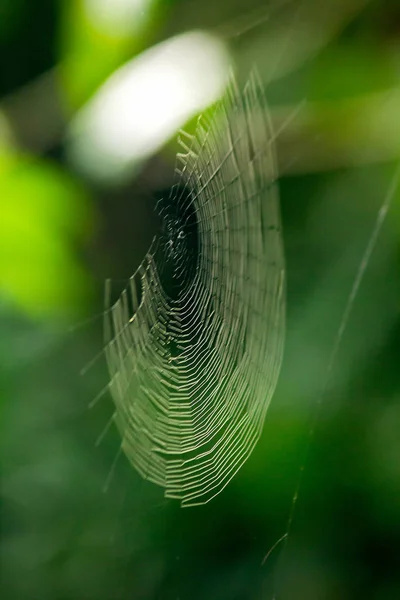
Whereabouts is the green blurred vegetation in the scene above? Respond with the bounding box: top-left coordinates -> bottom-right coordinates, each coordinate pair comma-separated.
1,1 -> 400,599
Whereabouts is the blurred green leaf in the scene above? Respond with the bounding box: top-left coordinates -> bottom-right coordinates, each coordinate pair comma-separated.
0,152 -> 93,318
58,0 -> 166,109
308,39 -> 400,101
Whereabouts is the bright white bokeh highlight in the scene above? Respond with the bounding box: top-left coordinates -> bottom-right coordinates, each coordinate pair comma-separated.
68,31 -> 230,182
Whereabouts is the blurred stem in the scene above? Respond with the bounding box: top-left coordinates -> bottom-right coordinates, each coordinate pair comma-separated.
1,69 -> 65,155
1,68 -> 399,174
275,85 -> 400,174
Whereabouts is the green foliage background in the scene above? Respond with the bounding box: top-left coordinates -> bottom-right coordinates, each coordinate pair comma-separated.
1,1 -> 399,598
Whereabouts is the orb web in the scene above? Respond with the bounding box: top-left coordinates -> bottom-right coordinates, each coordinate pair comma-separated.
103,70 -> 285,507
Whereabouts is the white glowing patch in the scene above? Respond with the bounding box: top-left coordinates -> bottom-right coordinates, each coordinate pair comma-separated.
84,0 -> 151,37
68,31 -> 230,182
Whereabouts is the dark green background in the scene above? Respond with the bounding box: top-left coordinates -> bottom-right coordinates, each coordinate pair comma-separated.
1,1 -> 399,598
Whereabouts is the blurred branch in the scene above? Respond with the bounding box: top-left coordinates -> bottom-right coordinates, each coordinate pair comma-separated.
1,66 -> 399,175
219,0 -> 371,82
275,86 -> 400,175
1,69 -> 65,154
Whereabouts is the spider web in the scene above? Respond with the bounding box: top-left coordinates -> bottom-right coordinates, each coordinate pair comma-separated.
101,70 -> 285,507
78,3 -> 400,596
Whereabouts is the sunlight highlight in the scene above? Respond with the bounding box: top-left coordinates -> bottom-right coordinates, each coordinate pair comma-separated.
68,31 -> 230,182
